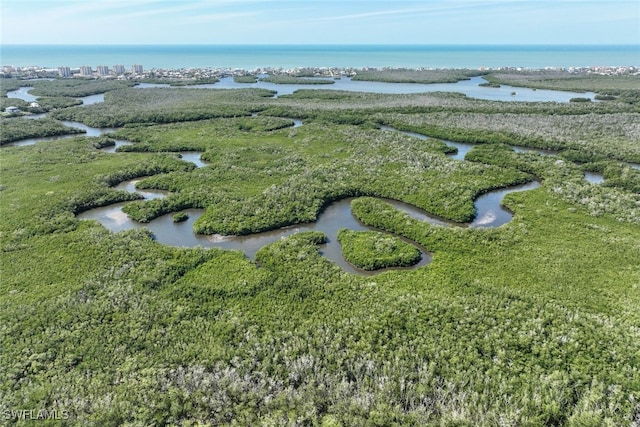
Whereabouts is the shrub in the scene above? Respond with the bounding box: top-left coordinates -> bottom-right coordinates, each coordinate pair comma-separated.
173,212 -> 189,223
337,229 -> 421,270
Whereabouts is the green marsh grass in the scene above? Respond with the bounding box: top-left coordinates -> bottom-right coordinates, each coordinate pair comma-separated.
1,74 -> 638,425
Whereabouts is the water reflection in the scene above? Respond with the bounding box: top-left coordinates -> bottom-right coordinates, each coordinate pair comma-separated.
6,88 -> 105,105
78,172 -> 540,275
5,133 -> 82,147
3,91 -> 112,147
115,179 -> 168,199
203,76 -> 596,102
61,121 -> 116,136
81,93 -> 105,105
178,152 -> 208,168
79,199 -> 430,276
3,121 -> 117,147
6,87 -> 37,102
584,171 -> 605,184
472,181 -> 540,226
101,140 -> 132,153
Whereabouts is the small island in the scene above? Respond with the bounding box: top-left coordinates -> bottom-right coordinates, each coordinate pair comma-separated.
258,75 -> 335,85
172,212 -> 189,223
233,75 -> 258,83
337,229 -> 422,271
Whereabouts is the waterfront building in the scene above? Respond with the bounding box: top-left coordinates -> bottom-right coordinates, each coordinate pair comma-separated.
79,66 -> 93,76
97,65 -> 110,76
113,64 -> 125,75
58,66 -> 72,77
132,64 -> 143,74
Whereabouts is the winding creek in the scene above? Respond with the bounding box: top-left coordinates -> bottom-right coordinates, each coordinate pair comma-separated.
77,140 -> 542,275
381,125 -> 613,183
4,79 -> 627,274
78,177 -> 540,276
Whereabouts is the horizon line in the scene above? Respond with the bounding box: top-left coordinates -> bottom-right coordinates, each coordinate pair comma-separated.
2,43 -> 639,47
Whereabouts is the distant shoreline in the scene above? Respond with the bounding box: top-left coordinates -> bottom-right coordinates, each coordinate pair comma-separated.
3,65 -> 637,84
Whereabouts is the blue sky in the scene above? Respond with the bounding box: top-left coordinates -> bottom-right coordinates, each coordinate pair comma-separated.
1,0 -> 638,45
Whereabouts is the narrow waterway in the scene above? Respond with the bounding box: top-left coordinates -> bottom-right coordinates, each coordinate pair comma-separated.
379,125 -> 610,183
379,125 -> 475,160
3,91 -> 114,147
3,120 -> 117,147
79,146 -> 541,275
99,140 -> 131,153
5,86 -> 37,102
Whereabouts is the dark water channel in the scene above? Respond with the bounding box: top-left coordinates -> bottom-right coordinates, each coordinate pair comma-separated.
79,148 -> 541,275
78,196 -> 437,276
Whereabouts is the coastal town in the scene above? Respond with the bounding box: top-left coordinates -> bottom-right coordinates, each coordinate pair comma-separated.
1,63 -> 638,82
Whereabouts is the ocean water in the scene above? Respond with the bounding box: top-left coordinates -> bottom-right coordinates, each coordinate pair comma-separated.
1,44 -> 638,70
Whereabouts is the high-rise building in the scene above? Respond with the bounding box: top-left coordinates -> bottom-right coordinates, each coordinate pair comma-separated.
113,64 -> 125,75
58,66 -> 72,77
97,65 -> 110,76
79,66 -> 93,76
132,64 -> 143,74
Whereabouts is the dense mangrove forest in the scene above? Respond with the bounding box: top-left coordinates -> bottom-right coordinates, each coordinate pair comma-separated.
1,69 -> 639,426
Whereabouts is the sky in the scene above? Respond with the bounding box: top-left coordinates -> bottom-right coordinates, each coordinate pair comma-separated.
1,0 -> 639,45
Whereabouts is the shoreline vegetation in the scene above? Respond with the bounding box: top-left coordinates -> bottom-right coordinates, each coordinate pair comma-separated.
1,68 -> 639,425
337,228 -> 423,270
